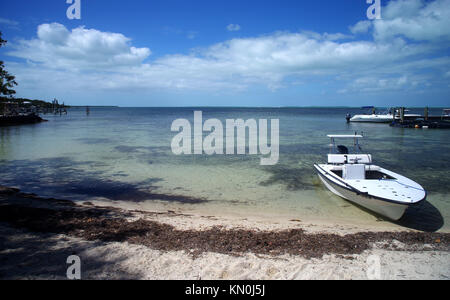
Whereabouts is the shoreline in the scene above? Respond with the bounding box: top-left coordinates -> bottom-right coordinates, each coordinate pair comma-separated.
1,186 -> 449,279
0,114 -> 47,126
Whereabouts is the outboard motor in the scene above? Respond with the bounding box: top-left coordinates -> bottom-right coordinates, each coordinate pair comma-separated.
346,114 -> 352,123
337,145 -> 349,154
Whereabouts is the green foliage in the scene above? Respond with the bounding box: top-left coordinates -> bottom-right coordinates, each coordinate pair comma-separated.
0,31 -> 18,97
0,96 -> 66,108
0,32 -> 58,109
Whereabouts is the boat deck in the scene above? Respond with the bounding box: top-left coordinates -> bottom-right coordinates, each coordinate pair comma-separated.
347,178 -> 424,204
316,164 -> 426,204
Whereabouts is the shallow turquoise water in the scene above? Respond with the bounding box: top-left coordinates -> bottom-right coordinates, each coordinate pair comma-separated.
1,107 -> 449,231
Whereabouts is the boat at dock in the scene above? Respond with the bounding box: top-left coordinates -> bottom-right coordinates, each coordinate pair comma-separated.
390,108 -> 450,129
349,107 -> 420,123
349,107 -> 392,123
391,119 -> 450,129
314,134 -> 426,220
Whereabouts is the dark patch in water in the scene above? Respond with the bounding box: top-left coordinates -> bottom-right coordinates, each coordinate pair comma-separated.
114,145 -> 169,154
114,145 -> 172,165
77,138 -> 113,145
279,143 -> 324,155
112,173 -> 129,177
259,166 -> 316,190
114,144 -> 262,166
60,178 -> 207,204
114,145 -> 144,153
0,158 -> 208,204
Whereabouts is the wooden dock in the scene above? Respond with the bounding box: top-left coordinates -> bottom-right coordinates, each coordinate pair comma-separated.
390,107 -> 450,129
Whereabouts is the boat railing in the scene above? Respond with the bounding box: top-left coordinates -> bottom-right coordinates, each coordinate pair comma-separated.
328,134 -> 364,155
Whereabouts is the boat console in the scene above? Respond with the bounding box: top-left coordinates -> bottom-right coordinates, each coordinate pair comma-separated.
327,154 -> 372,165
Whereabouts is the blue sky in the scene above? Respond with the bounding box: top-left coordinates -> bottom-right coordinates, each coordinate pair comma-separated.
0,0 -> 449,107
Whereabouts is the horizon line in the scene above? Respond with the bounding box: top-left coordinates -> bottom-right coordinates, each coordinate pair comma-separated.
69,105 -> 449,109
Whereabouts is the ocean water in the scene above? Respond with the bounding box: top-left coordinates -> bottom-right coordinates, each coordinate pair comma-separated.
1,107 -> 449,231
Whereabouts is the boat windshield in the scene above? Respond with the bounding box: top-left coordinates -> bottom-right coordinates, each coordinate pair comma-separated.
361,106 -> 376,115
328,135 -> 363,154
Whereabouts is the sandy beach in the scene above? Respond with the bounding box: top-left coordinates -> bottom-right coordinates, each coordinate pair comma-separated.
1,186 -> 448,280
2,0 -> 450,283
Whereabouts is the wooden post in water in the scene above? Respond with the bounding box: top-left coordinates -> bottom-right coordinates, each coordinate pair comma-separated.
425,107 -> 429,121
400,107 -> 405,122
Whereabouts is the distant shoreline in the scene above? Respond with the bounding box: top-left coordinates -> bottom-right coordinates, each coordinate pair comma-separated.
69,106 -> 120,108
67,106 -> 448,109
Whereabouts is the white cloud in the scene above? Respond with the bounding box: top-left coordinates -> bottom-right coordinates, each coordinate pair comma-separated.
397,76 -> 408,86
5,0 -> 450,99
349,21 -> 372,35
5,24 -> 445,93
302,31 -> 353,41
226,24 -> 241,32
186,31 -> 198,40
339,75 -> 413,94
322,32 -> 353,41
0,17 -> 20,30
13,24 -> 396,91
37,23 -> 69,44
373,0 -> 450,42
0,17 -> 19,26
9,23 -> 151,71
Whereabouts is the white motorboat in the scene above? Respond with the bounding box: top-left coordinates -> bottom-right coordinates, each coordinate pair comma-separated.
314,134 -> 426,220
350,113 -> 393,123
349,107 -> 421,123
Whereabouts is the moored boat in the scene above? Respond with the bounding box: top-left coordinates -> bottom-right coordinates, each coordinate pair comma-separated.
314,134 -> 426,220
349,107 -> 421,123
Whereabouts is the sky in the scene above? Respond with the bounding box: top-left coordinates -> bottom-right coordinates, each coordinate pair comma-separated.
0,0 -> 449,107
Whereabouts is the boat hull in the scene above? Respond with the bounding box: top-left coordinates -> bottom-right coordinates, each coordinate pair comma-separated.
350,114 -> 422,123
317,172 -> 408,221
350,115 -> 393,123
